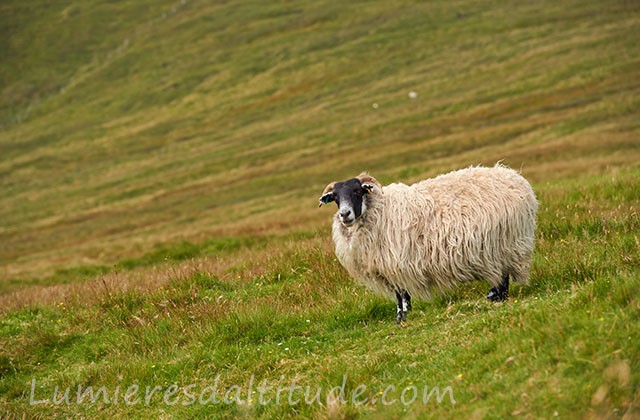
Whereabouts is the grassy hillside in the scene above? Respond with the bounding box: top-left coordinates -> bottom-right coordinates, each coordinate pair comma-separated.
1,0 -> 639,417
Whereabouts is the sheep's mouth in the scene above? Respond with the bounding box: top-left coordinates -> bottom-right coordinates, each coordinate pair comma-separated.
340,216 -> 356,227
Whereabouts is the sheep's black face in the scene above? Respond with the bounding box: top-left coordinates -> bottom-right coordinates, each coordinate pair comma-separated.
331,178 -> 367,227
319,175 -> 378,226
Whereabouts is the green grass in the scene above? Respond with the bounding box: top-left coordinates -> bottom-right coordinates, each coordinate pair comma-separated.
1,0 -> 639,417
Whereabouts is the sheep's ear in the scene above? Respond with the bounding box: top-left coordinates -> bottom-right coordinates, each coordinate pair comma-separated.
318,182 -> 336,207
362,183 -> 375,194
319,193 -> 335,207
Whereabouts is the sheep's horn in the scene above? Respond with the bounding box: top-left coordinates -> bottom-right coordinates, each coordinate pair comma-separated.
357,173 -> 382,190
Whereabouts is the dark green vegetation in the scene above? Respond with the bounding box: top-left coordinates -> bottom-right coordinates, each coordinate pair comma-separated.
1,0 -> 639,417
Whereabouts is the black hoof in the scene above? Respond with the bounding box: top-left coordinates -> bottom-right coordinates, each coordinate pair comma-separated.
487,287 -> 509,302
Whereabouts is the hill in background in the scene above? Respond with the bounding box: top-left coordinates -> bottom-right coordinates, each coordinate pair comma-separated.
2,0 -> 638,281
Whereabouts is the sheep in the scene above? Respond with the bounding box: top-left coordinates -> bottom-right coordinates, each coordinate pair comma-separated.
318,164 -> 538,322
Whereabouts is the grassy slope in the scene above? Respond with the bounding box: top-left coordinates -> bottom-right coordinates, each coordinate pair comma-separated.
1,0 -> 639,417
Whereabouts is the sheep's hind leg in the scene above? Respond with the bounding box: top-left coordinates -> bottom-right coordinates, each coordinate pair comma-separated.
487,275 -> 509,302
395,289 -> 412,323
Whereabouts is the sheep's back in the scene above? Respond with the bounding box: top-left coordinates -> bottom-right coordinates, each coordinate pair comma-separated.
361,165 -> 537,298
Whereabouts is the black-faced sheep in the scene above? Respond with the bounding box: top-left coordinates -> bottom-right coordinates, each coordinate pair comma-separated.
319,164 -> 538,322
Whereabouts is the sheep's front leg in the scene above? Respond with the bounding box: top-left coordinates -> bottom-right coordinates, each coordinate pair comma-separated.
402,290 -> 412,312
395,289 -> 412,323
487,275 -> 509,302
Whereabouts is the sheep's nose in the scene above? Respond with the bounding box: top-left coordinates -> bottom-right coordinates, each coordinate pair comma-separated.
340,209 -> 352,218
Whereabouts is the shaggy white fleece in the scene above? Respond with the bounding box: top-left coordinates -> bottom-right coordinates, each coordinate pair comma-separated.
331,164 -> 538,299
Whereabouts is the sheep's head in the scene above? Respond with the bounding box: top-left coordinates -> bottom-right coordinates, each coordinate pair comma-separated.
318,173 -> 382,227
